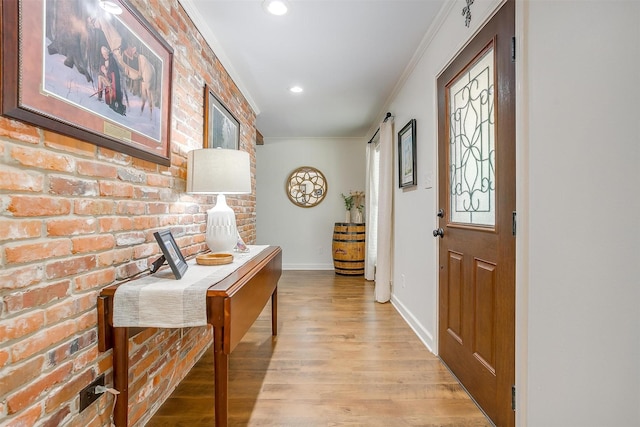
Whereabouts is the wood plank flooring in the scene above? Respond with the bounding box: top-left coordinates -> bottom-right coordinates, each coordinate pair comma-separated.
146,271 -> 491,426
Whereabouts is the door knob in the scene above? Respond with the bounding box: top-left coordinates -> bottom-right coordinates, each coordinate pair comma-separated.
433,228 -> 444,238
437,209 -> 445,218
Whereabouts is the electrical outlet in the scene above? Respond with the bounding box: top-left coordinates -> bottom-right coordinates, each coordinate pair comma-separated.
79,373 -> 105,412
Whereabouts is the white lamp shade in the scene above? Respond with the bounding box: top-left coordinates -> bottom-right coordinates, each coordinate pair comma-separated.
187,149 -> 251,194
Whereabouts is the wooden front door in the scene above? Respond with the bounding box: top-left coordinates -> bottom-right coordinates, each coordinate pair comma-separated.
435,1 -> 515,426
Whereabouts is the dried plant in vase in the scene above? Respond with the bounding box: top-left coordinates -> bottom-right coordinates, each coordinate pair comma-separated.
341,191 -> 364,223
341,192 -> 354,222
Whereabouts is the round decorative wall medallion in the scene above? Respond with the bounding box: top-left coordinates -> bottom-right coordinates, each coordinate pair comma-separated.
286,166 -> 327,208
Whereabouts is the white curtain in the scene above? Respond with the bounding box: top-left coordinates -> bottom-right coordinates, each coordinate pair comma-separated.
373,120 -> 394,303
364,137 -> 379,281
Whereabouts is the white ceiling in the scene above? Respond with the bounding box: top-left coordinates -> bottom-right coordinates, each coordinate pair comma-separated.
179,0 -> 446,139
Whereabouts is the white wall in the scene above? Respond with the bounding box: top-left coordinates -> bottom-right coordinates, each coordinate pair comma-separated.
256,137 -> 366,270
521,0 -> 640,425
385,0 -> 502,361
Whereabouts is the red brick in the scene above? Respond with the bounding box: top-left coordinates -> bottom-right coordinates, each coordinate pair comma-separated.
72,347 -> 99,373
46,330 -> 95,369
4,240 -> 71,264
7,362 -> 73,414
0,311 -> 46,344
74,199 -> 115,216
44,299 -> 76,325
43,369 -> 93,413
10,320 -> 76,362
76,310 -> 97,332
116,200 -> 146,215
0,355 -> 44,396
99,180 -> 134,198
43,293 -> 96,325
45,255 -> 96,280
0,349 -> 8,368
132,216 -> 158,230
49,176 -> 99,197
147,173 -> 171,187
2,404 -> 42,426
134,186 -> 161,200
76,159 -> 118,178
147,202 -> 169,214
0,219 -> 42,240
116,260 -> 148,279
96,247 -> 133,267
11,145 -> 74,172
0,167 -> 44,192
0,117 -> 40,144
132,157 -> 159,172
133,242 -> 158,259
74,269 -> 115,292
8,195 -> 71,217
98,216 -> 133,232
0,265 -> 44,291
47,217 -> 97,236
159,215 -> 180,227
96,147 -> 131,165
71,234 -> 115,254
115,231 -> 146,246
42,405 -> 71,427
43,131 -> 96,157
4,281 -> 70,313
117,167 -> 146,184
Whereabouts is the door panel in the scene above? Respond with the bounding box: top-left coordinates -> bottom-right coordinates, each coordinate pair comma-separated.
474,259 -> 496,371
447,251 -> 463,342
436,1 -> 515,426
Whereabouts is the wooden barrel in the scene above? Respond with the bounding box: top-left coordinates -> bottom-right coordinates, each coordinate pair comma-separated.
332,223 -> 365,276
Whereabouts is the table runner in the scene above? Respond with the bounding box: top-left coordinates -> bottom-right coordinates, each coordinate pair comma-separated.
112,246 -> 268,328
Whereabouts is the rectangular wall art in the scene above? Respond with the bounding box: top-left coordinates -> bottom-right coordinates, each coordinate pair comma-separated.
1,0 -> 174,165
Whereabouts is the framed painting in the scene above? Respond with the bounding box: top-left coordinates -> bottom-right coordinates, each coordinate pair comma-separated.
204,85 -> 240,149
152,230 -> 188,279
398,119 -> 417,188
0,0 -> 174,166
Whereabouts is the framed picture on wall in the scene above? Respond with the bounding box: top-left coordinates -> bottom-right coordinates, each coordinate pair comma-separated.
204,85 -> 240,149
398,119 -> 417,188
0,0 -> 174,166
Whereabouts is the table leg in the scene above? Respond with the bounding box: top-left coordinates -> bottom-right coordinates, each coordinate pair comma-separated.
113,327 -> 129,427
213,326 -> 228,427
271,287 -> 278,336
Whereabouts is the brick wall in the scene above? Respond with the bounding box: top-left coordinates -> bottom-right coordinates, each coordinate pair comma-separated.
0,1 -> 257,425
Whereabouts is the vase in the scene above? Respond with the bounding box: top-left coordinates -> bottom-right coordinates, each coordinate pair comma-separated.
345,210 -> 351,223
354,210 -> 363,223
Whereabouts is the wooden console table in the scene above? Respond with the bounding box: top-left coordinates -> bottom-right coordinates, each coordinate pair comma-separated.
97,246 -> 282,427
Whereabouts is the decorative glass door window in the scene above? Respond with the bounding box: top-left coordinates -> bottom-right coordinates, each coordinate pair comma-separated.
448,46 -> 495,227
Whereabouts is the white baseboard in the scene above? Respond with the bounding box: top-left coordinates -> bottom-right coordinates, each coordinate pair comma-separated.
283,263 -> 335,271
390,294 -> 436,354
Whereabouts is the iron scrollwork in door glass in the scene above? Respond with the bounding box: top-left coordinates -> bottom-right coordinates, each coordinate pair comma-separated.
286,166 -> 327,208
448,46 -> 496,227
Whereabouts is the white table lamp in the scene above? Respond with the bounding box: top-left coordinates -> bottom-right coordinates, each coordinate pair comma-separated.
187,148 -> 251,253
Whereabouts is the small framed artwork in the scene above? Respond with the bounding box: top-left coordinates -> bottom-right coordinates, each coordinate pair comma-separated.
153,230 -> 188,279
1,0 -> 174,166
398,119 -> 417,188
204,85 -> 240,149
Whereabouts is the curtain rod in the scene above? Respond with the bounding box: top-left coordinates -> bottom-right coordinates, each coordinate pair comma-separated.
367,112 -> 393,143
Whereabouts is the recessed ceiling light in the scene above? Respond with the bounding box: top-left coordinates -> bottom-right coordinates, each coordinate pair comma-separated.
263,0 -> 289,16
99,0 -> 123,15
289,86 -> 303,93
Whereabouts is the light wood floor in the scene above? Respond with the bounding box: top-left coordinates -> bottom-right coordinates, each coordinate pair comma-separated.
146,270 -> 491,426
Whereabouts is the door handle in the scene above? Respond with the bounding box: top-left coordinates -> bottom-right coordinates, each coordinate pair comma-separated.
433,228 -> 444,238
